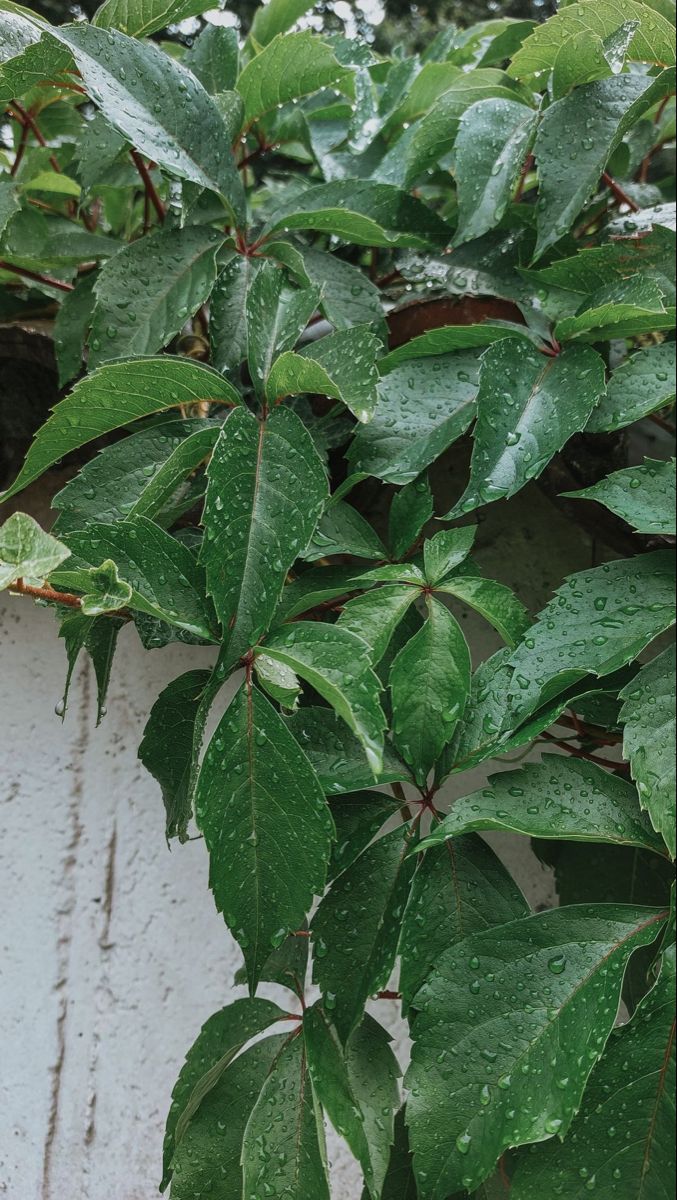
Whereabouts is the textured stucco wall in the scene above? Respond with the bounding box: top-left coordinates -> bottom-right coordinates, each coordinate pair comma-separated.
1,477 -> 597,1200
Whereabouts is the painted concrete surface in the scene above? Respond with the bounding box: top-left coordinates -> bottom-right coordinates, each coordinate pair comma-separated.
0,478 -> 596,1199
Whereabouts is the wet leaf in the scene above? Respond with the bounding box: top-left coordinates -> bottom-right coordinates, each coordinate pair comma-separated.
621,645 -> 676,858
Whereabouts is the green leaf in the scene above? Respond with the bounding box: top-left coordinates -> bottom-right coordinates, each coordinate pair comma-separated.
337,585 -> 418,666
329,790 -> 401,879
200,406 -> 328,661
88,226 -> 222,370
304,1003 -> 375,1189
390,596 -> 471,785
380,323 -> 531,373
0,357 -> 238,505
92,0 -> 214,39
183,21 -> 238,93
348,353 -> 480,485
447,340 -> 605,516
550,29 -> 613,99
75,111 -> 127,195
300,247 -> 387,339
276,565 -> 362,621
621,645 -> 676,859
509,0 -> 676,78
246,261 -> 320,394
161,996 -> 284,1187
420,754 -> 667,856
168,1032 -> 288,1200
56,516 -> 215,640
454,98 -> 538,246
23,170 -> 80,197
254,652 -> 301,710
53,273 -> 97,388
311,823 -> 416,1040
587,341 -> 676,432
0,25 -> 71,106
250,0 -> 317,46
437,574 -> 530,647
257,622 -> 386,774
52,418 -> 217,532
237,30 -> 348,124
565,457 -> 676,535
285,707 -> 412,795
57,609 -> 124,725
423,527 -> 477,586
554,276 -> 675,342
0,512 -> 69,590
389,476 -> 433,560
304,501 -> 387,562
139,668 -> 212,841
533,72 -> 675,259
195,683 -> 333,989
347,1016 -> 401,1198
0,181 -> 20,238
368,1110 -> 417,1200
242,1034 -> 330,1200
79,558 -> 132,616
267,326 -> 382,423
54,23 -> 243,216
407,904 -> 668,1198
399,834 -> 529,1008
261,181 -> 451,250
209,255 -> 257,375
506,551 -> 676,720
511,946 -> 676,1200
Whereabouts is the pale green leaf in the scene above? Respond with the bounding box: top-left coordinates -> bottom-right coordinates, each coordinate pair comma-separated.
79,558 -> 132,616
237,31 -> 348,124
92,0 -> 215,39
0,511 -> 69,591
509,0 -> 676,78
250,0 -> 317,47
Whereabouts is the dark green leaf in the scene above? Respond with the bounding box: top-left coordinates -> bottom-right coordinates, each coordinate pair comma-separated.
285,707 -> 412,795
200,406 -> 328,661
419,754 -> 666,855
304,501 -> 387,562
423,527 -> 477,586
366,1109 -> 417,1200
337,585 -> 418,666
261,181 -> 451,250
587,341 -> 676,433
347,1016 -> 401,1198
56,516 -> 216,640
257,622 -> 386,774
533,72 -> 675,259
237,30 -> 348,124
389,475 -> 433,560
53,272 -> 96,387
380,323 -> 531,373
161,996 -> 284,1187
509,0 -> 676,79
209,254 -> 257,375
312,822 -> 416,1041
329,790 -> 400,879
506,551 -> 676,720
391,596 -> 471,785
511,946 -> 676,1200
554,276 -> 675,343
0,357 -> 239,505
565,457 -> 676,535
437,574 -> 530,647
447,339 -> 605,516
621,645 -> 676,859
246,261 -> 320,394
276,565 -> 363,621
138,668 -> 211,841
267,326 -> 382,424
55,23 -> 244,215
407,904 -> 668,1197
250,0 -> 317,46
195,683 -> 333,989
399,834 -> 529,1008
183,21 -> 238,94
88,226 -> 222,369
304,1004 -> 374,1188
58,609 -> 124,725
454,98 -> 538,246
300,247 -> 387,339
348,353 -> 480,485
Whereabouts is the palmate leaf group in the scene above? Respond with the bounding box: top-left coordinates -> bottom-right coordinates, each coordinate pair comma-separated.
1,0 -> 675,1196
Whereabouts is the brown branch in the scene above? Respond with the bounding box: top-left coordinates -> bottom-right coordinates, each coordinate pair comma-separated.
0,260 -> 75,292
130,149 -> 165,223
9,102 -> 61,174
601,171 -> 640,213
539,730 -> 628,772
11,579 -> 83,609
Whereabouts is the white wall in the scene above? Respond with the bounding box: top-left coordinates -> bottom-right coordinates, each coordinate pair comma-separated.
1,477 -> 593,1200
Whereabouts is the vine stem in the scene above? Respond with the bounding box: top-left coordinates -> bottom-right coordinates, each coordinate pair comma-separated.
11,578 -> 83,608
8,101 -> 62,175
130,150 -> 165,222
601,171 -> 640,213
539,729 -> 627,771
0,260 -> 75,292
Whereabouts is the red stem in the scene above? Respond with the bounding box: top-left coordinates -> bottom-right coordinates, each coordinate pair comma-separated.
0,260 -> 75,292
130,150 -> 165,223
10,102 -> 62,174
11,579 -> 82,608
601,171 -> 640,213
